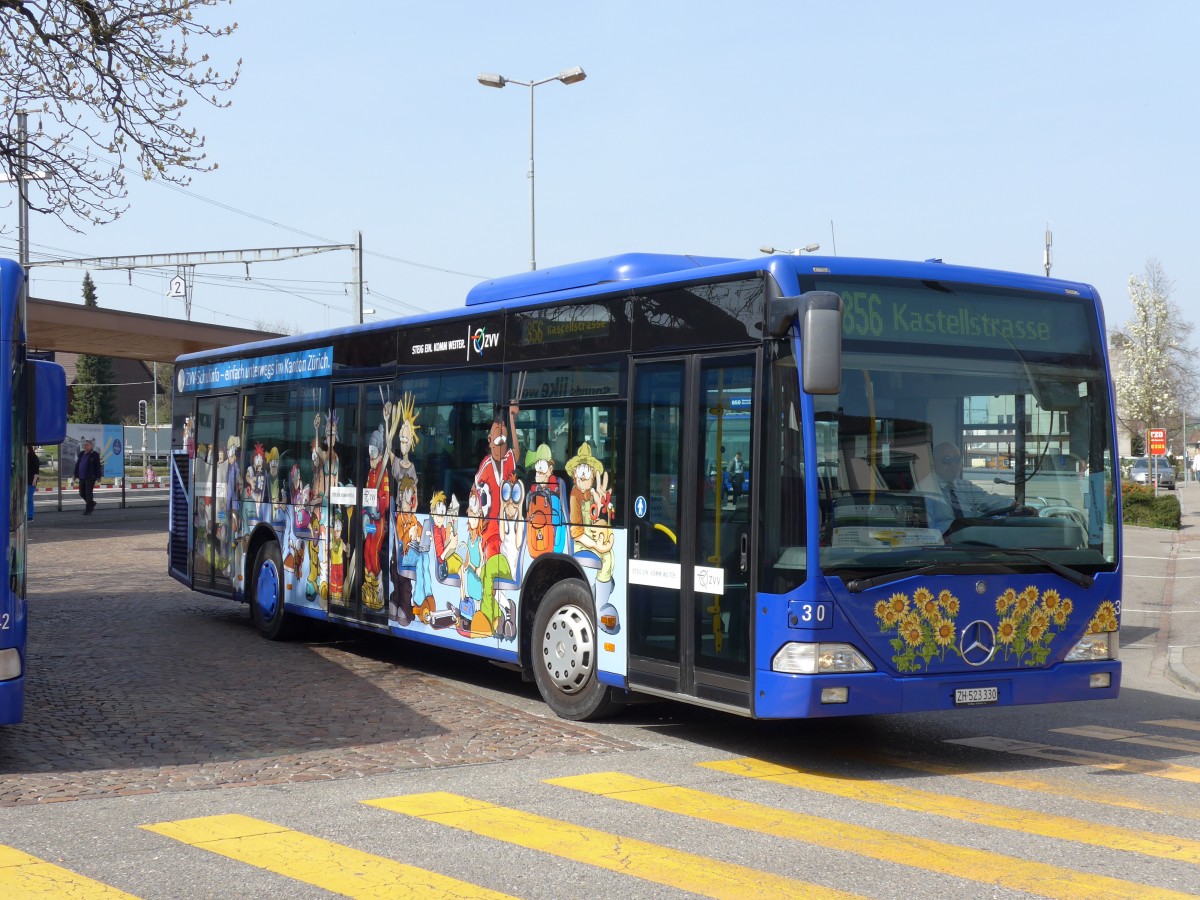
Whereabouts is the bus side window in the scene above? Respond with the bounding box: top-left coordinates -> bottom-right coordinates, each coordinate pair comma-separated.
764,354 -> 806,592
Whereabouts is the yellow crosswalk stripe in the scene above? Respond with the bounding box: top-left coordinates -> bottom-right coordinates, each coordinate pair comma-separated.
141,813 -> 514,900
365,791 -> 861,900
700,757 -> 1200,866
1146,719 -> 1200,734
950,735 -> 1200,783
548,771 -> 1198,900
0,845 -> 140,898
844,746 -> 1200,821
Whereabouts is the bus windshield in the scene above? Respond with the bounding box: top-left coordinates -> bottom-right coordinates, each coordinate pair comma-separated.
810,279 -> 1117,584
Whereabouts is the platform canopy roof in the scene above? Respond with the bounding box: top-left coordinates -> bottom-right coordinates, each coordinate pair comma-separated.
28,297 -> 280,363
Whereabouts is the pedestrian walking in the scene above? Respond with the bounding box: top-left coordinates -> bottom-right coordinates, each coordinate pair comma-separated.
75,438 -> 101,515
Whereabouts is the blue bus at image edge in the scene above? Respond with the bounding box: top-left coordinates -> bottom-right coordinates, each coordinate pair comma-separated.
0,259 -> 67,725
169,251 -> 1122,721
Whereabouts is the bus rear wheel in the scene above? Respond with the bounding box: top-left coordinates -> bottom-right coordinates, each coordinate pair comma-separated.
249,541 -> 299,640
531,580 -> 620,721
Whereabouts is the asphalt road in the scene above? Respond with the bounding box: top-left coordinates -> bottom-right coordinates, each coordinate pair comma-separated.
1,506 -> 1198,898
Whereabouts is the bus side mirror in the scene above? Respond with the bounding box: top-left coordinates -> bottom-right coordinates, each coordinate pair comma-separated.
28,359 -> 67,445
769,291 -> 843,395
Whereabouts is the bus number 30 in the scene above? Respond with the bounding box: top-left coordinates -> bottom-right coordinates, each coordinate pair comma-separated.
841,291 -> 884,338
788,601 -> 832,629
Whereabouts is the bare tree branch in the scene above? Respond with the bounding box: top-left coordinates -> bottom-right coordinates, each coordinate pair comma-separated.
0,0 -> 241,229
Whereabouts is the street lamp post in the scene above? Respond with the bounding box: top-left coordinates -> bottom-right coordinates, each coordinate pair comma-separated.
2,111 -> 48,272
478,66 -> 587,271
16,111 -> 28,269
760,244 -> 821,255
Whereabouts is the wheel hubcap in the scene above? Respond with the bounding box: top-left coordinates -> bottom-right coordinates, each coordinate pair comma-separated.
541,605 -> 594,694
257,559 -> 279,621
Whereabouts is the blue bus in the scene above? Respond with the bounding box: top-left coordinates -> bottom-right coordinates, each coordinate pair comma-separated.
168,252 -> 1120,720
0,259 -> 68,725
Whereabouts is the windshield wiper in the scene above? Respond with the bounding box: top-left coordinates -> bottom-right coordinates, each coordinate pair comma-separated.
844,560 -> 982,593
842,550 -> 1094,594
983,548 -> 1094,588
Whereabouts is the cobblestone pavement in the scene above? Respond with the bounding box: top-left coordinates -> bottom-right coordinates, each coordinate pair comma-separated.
0,523 -> 637,807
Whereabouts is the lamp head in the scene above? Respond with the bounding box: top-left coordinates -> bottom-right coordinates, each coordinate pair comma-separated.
557,66 -> 587,85
477,72 -> 506,88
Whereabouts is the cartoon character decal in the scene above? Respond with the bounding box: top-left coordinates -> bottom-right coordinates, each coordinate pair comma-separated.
361,399 -> 396,613
225,378 -> 626,677
473,404 -> 519,560
224,435 -> 242,589
266,447 -> 287,530
524,443 -> 566,557
329,516 -> 346,602
282,463 -> 309,591
388,394 -> 420,620
430,491 -> 462,583
392,474 -> 434,624
244,442 -> 266,527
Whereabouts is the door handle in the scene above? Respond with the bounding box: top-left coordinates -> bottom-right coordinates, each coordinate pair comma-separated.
633,525 -> 640,560
739,532 -> 749,575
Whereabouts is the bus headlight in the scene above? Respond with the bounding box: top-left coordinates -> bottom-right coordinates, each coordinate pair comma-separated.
1065,631 -> 1118,662
0,648 -> 21,681
772,642 -> 875,675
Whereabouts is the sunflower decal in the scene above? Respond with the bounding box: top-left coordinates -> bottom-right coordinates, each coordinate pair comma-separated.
1084,600 -> 1119,635
994,585 -> 1075,666
875,584 -> 1080,672
873,586 -> 963,673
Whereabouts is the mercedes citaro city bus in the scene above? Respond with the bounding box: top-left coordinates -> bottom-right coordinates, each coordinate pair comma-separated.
168,251 -> 1120,720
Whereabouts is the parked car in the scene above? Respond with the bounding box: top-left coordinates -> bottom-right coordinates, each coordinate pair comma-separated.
1130,457 -> 1176,489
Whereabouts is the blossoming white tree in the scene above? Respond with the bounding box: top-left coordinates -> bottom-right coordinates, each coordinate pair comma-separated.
1110,259 -> 1197,454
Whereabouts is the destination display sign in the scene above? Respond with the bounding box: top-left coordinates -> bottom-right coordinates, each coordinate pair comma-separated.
815,280 -> 1092,354
178,346 -> 333,393
508,298 -> 630,360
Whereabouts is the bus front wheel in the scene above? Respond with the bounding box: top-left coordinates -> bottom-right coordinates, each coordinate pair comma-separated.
249,541 -> 299,640
531,580 -> 620,721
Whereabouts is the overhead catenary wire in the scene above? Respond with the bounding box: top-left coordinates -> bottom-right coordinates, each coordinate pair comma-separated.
7,143 -> 487,325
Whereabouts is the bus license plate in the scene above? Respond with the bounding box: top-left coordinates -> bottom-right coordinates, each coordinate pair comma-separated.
955,687 -> 998,706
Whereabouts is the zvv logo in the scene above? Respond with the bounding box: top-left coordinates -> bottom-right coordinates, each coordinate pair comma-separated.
469,326 -> 501,358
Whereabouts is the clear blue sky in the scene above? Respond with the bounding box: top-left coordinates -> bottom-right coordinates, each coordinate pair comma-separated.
8,1 -> 1199,339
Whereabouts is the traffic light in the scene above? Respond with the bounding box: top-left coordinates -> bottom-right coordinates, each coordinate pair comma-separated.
138,399 -> 148,426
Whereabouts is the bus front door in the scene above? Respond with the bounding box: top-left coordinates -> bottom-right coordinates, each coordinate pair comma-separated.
326,383 -> 390,629
627,353 -> 756,712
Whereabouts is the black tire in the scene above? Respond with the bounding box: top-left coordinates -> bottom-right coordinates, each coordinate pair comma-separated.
249,541 -> 299,640
531,579 -> 621,721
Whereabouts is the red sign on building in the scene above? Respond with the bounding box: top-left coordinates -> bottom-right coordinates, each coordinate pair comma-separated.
1148,428 -> 1167,456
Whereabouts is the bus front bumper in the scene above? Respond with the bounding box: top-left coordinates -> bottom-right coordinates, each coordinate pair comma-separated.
751,661 -> 1121,719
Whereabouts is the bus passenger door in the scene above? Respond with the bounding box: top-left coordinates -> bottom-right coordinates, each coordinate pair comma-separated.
192,394 -> 238,594
627,353 -> 756,711
326,383 -> 389,629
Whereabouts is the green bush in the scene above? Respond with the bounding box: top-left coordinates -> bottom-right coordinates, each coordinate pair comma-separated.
1121,481 -> 1182,529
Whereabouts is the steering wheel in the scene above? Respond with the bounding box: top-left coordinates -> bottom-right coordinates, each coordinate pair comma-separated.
943,503 -> 1037,537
